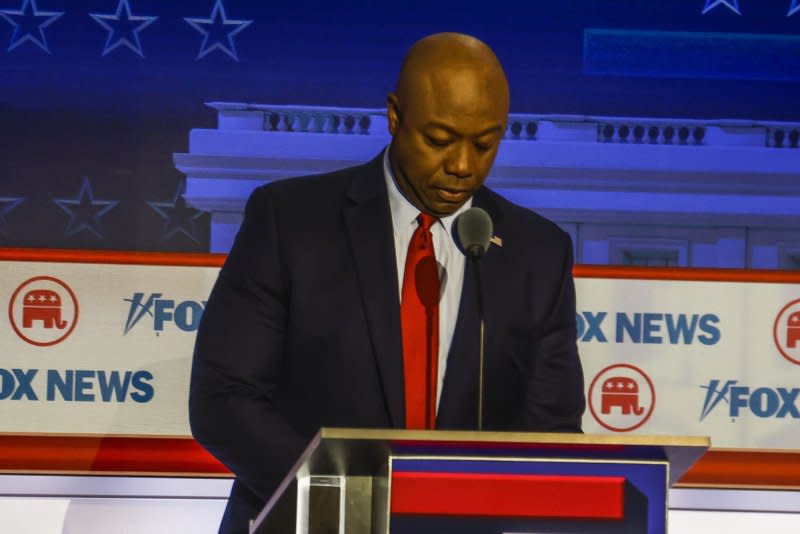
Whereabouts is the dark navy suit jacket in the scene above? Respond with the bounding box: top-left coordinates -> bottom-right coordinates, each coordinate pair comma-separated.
189,153 -> 585,533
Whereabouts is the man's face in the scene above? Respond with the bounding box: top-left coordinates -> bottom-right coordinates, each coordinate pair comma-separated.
387,66 -> 508,217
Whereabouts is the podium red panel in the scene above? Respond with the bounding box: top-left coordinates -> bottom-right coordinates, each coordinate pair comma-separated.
391,471 -> 625,519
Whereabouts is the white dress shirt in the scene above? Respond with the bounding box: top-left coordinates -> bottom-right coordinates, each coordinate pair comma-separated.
383,149 -> 471,411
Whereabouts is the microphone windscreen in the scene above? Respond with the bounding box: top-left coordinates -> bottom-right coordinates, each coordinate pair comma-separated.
455,207 -> 493,258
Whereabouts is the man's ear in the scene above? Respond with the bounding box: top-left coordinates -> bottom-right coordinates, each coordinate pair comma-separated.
386,93 -> 400,136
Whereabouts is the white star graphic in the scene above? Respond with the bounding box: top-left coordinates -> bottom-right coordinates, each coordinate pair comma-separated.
147,179 -> 205,244
89,0 -> 158,58
789,0 -> 800,16
184,0 -> 252,62
0,0 -> 63,53
53,177 -> 119,239
0,196 -> 23,238
702,0 -> 741,15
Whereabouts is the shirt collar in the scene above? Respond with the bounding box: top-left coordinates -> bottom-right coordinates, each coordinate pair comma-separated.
382,147 -> 472,236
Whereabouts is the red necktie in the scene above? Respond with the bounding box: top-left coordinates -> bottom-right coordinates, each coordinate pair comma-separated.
401,213 -> 439,429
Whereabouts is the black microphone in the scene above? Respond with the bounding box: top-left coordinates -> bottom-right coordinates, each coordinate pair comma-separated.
455,207 -> 493,431
456,207 -> 493,259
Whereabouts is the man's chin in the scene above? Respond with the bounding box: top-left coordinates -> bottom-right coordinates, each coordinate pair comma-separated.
422,200 -> 465,218
435,188 -> 471,205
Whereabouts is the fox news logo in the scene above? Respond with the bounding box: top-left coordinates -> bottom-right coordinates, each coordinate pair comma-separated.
576,311 -> 720,345
699,379 -> 800,420
123,293 -> 206,334
0,368 -> 153,403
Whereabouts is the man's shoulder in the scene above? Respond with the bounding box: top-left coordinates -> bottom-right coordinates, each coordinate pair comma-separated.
481,187 -> 570,246
251,157 -> 378,204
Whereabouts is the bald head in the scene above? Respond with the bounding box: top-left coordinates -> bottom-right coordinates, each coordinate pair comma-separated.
386,33 -> 509,216
395,33 -> 509,106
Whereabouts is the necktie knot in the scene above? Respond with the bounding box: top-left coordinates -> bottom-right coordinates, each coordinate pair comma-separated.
417,212 -> 437,232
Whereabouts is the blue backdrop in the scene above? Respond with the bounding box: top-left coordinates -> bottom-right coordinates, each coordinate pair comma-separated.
1,0 -> 798,252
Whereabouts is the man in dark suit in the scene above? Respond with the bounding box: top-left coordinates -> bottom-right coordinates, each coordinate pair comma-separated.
190,32 -> 585,533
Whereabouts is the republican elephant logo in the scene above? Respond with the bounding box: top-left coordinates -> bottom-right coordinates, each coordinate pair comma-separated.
588,363 -> 655,432
601,376 -> 645,416
786,311 -> 800,349
9,276 -> 79,347
774,299 -> 800,366
22,289 -> 68,329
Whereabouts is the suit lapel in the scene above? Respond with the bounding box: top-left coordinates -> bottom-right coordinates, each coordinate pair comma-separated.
437,256 -> 480,427
342,155 -> 405,428
438,187 -> 504,428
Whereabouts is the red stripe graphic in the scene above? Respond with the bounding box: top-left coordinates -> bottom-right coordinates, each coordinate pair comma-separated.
391,471 -> 625,519
3,248 -> 800,283
1,436 -> 799,488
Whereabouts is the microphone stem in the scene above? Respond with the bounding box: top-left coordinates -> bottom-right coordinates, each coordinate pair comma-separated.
473,256 -> 486,431
478,318 -> 485,431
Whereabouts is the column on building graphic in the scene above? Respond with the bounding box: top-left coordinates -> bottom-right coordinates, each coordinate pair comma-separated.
174,103 -> 800,267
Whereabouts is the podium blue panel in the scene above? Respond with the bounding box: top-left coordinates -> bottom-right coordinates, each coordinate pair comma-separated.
391,441 -> 669,462
391,457 -> 667,534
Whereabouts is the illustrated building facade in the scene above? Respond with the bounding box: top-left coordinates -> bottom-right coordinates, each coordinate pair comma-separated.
174,103 -> 800,269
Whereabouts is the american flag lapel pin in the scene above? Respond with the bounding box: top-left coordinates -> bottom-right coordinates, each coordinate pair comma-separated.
490,235 -> 503,247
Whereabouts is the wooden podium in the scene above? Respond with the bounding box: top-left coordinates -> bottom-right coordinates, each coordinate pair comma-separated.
250,429 -> 709,534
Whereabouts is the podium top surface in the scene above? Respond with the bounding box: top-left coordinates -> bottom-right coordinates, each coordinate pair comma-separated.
293,428 -> 709,487
319,427 -> 709,448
